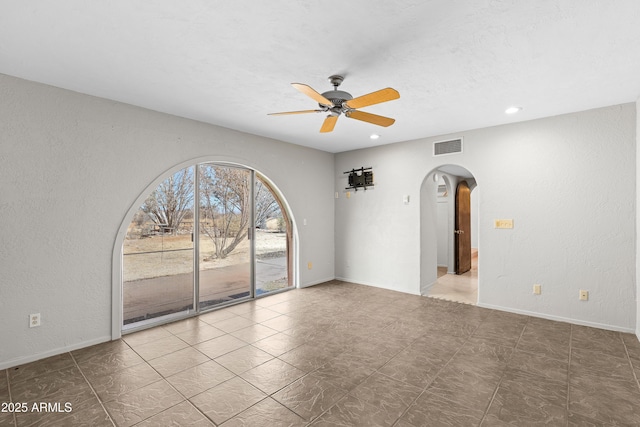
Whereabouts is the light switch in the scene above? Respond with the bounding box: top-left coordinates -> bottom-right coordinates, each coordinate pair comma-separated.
494,219 -> 514,229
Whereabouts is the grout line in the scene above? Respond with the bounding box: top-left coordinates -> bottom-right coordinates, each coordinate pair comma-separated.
392,330 -> 476,425
478,318 -> 528,426
620,335 -> 640,393
566,324 -> 573,424
69,352 -> 116,427
5,369 -> 16,427
125,344 -> 217,426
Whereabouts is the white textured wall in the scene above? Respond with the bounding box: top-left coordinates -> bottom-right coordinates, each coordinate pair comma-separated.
336,104 -> 637,332
637,97 -> 640,340
0,75 -> 335,368
436,198 -> 448,267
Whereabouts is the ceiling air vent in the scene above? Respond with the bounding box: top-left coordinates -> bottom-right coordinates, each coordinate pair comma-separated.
433,138 -> 463,156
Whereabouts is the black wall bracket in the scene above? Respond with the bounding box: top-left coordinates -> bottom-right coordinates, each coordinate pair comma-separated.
344,167 -> 374,191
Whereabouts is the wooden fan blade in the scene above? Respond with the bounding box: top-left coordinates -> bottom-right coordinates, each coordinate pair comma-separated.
346,110 -> 395,127
320,115 -> 338,133
292,83 -> 334,106
345,88 -> 400,109
268,110 -> 323,116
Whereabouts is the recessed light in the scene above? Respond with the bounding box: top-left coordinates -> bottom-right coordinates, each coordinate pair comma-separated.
505,106 -> 522,114
370,134 -> 380,140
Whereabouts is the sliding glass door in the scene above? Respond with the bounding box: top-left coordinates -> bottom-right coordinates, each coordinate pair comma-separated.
198,164 -> 252,308
122,163 -> 292,331
122,167 -> 195,326
255,176 -> 291,295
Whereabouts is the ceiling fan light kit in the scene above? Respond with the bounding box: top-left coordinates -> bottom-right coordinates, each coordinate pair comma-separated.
269,75 -> 400,133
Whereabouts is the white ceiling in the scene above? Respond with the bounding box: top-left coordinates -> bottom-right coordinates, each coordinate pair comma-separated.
2,1 -> 640,153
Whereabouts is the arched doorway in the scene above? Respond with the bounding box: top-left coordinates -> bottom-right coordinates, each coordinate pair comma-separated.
420,165 -> 478,304
112,161 -> 296,335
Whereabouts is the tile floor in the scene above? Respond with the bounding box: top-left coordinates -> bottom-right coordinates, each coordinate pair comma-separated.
2,280 -> 640,426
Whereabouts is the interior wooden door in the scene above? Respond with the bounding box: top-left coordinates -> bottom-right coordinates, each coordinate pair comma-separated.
455,180 -> 472,274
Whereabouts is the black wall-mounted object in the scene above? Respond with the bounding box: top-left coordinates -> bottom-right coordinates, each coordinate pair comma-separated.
344,167 -> 374,191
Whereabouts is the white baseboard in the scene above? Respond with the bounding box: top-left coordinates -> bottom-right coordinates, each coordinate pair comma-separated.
300,276 -> 336,288
477,302 -> 636,334
334,276 -> 421,296
0,335 -> 112,370
420,280 -> 437,296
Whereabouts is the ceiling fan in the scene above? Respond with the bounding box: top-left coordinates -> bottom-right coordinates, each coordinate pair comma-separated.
269,75 -> 400,133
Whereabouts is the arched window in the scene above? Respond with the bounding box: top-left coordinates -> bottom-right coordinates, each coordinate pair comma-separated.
121,163 -> 294,330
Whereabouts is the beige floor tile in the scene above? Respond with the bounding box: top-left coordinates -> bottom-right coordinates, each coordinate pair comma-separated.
166,360 -> 235,398
147,346 -> 211,377
87,361 -> 161,402
174,323 -> 227,345
8,353 -> 75,384
238,308 -> 282,323
260,315 -> 296,332
10,365 -> 92,403
199,308 -> 239,324
231,324 -> 279,343
214,345 -> 274,375
122,327 -> 173,347
221,397 -> 305,427
211,316 -> 256,333
272,373 -> 348,422
240,358 -> 306,395
136,401 -> 214,426
190,377 -> 267,425
103,379 -> 184,427
402,391 -> 484,426
310,394 -> 397,427
162,317 -> 210,335
193,334 -> 247,359
130,335 -> 190,361
0,412 -> 15,427
71,339 -> 130,363
77,347 -> 145,380
251,332 -> 305,356
349,372 -> 422,419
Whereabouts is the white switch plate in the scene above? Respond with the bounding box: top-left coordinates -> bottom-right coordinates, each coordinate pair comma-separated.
494,219 -> 514,229
579,290 -> 589,301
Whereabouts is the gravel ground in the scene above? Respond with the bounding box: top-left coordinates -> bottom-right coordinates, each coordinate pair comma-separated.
123,229 -> 287,281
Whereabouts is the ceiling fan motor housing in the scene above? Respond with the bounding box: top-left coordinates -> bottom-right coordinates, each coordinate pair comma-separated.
319,90 -> 353,110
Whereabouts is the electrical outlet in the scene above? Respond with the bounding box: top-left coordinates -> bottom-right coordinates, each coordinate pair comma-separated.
533,284 -> 541,295
307,262 -> 312,270
29,313 -> 41,328
579,290 -> 589,301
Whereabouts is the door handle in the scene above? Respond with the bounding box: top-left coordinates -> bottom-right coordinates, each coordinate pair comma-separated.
454,230 -> 464,234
